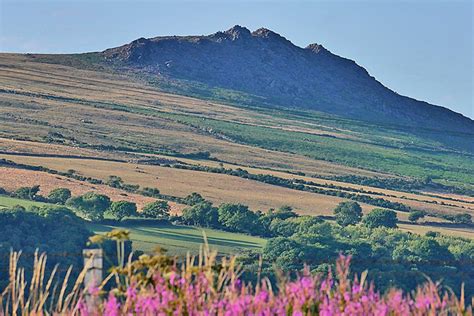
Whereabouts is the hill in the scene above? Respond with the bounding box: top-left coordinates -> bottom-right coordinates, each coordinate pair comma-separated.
99,26 -> 473,149
0,53 -> 473,192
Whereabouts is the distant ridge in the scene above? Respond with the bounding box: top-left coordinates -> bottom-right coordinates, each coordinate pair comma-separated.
103,25 -> 473,135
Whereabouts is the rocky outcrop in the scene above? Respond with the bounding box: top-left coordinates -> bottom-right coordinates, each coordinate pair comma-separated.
102,26 -> 473,135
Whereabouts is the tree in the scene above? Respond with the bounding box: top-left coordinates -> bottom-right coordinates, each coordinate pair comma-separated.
141,200 -> 170,219
268,218 -> 300,237
263,237 -> 306,271
14,185 -> 40,200
218,203 -> 258,233
66,192 -> 111,221
0,205 -> 92,288
108,201 -> 137,221
363,208 -> 398,228
334,201 -> 363,226
408,210 -> 426,223
182,201 -> 218,227
184,192 -> 206,206
47,188 -> 72,204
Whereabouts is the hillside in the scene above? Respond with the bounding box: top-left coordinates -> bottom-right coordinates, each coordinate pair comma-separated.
0,53 -> 473,192
99,26 -> 473,145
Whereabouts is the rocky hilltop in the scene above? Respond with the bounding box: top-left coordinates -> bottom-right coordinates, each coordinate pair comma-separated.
103,26 -> 473,134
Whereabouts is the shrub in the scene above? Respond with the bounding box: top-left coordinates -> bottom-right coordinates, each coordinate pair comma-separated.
184,192 -> 206,206
182,201 -> 218,227
0,205 -> 91,289
408,210 -> 426,223
141,187 -> 161,197
453,213 -> 472,224
218,203 -> 258,233
106,175 -> 123,188
31,254 -> 471,314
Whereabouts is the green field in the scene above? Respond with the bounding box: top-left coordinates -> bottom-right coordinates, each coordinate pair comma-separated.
0,195 -> 48,209
0,194 -> 266,255
88,222 -> 267,256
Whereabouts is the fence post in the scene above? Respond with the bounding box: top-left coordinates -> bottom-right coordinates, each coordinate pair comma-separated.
83,249 -> 103,311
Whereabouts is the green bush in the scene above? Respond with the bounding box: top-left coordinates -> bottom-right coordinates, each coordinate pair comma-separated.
334,201 -> 363,226
182,201 -> 218,227
363,208 -> 398,228
47,188 -> 72,204
0,205 -> 92,288
218,203 -> 258,233
408,210 -> 426,223
184,192 -> 206,206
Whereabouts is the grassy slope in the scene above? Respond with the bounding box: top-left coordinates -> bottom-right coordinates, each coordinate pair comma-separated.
88,222 -> 266,256
0,195 -> 48,209
1,53 -> 472,189
0,194 -> 265,254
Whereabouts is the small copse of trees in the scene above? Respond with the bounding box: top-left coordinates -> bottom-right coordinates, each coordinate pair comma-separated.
141,201 -> 171,219
107,200 -> 138,221
66,192 -> 111,221
47,188 -> 72,204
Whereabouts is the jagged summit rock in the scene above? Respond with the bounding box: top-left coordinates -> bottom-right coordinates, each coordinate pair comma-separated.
102,26 -> 473,135
305,43 -> 327,54
224,25 -> 252,39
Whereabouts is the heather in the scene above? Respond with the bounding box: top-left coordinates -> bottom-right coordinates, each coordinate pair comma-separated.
0,231 -> 472,315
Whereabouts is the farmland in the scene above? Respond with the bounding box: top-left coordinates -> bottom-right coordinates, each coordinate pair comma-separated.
0,166 -> 183,212
0,194 -> 266,255
0,51 -> 473,287
1,53 -> 473,191
88,222 -> 266,256
1,154 -> 473,239
2,153 -> 472,217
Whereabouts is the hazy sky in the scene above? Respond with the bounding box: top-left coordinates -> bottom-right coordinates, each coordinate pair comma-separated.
1,0 -> 472,118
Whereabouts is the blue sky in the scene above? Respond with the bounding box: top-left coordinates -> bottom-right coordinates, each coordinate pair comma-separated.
1,0 -> 472,118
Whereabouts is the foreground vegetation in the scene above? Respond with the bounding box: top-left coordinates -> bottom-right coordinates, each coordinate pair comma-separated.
1,188 -> 473,297
1,243 -> 471,315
